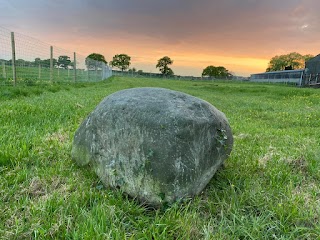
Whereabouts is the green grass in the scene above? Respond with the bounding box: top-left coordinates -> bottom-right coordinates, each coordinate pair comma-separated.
0,64 -> 104,86
1,76 -> 320,239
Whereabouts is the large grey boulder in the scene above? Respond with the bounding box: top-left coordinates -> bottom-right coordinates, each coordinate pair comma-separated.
72,87 -> 233,206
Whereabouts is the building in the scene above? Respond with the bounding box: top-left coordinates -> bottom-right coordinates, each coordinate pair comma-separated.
305,54 -> 320,74
250,69 -> 305,85
304,54 -> 320,87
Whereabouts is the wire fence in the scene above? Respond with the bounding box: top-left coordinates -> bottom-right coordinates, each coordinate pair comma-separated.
0,26 -> 112,86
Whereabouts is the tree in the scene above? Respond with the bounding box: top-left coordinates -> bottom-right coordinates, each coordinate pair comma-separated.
156,56 -> 174,76
128,67 -> 136,73
266,52 -> 314,72
16,59 -> 26,67
57,55 -> 71,69
85,53 -> 107,70
202,65 -> 231,79
165,68 -> 174,76
110,54 -> 131,71
40,58 -> 57,68
34,58 -> 41,66
86,53 -> 107,63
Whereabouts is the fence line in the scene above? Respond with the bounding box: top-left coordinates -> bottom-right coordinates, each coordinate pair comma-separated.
303,73 -> 320,87
0,26 -> 112,86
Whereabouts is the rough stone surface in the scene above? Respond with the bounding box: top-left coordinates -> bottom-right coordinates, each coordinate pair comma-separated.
71,87 -> 233,206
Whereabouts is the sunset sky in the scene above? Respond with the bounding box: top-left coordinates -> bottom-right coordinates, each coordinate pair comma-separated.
1,0 -> 319,76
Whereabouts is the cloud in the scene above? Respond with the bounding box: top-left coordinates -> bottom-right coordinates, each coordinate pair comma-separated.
1,0 -> 320,76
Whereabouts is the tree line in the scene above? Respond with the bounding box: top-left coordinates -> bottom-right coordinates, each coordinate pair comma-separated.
0,55 -> 74,69
2,51 -> 314,78
91,51 -> 315,77
0,54 -> 107,70
86,53 -> 233,79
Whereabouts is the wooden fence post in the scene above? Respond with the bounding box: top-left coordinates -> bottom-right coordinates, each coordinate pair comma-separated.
74,52 -> 77,82
87,65 -> 89,81
2,61 -> 6,79
38,64 -> 41,80
50,46 -> 53,83
95,65 -> 98,81
11,32 -> 17,86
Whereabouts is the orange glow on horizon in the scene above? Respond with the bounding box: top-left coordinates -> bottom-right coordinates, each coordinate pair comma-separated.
48,33 -> 270,77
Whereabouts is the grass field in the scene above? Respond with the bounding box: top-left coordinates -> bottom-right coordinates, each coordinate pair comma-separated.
0,64 -> 106,86
1,76 -> 320,239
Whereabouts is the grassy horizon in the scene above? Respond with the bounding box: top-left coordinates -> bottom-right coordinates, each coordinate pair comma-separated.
1,76 -> 320,239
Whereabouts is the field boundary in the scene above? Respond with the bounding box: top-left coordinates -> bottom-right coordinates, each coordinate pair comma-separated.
0,26 -> 112,86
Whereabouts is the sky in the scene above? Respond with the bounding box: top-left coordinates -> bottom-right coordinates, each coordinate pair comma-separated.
1,0 -> 319,77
